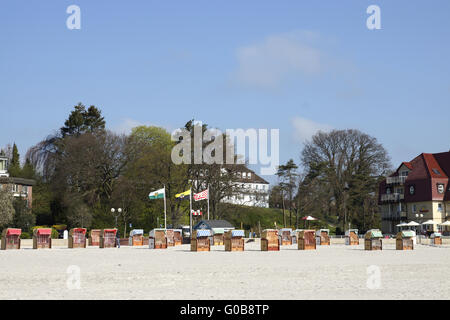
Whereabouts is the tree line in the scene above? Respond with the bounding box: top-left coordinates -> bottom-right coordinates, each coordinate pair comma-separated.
270,129 -> 392,234
1,103 -> 246,235
1,103 -> 393,236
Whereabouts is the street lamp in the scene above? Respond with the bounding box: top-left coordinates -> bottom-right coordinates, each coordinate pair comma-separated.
111,208 -> 122,228
415,213 -> 423,244
343,182 -> 350,234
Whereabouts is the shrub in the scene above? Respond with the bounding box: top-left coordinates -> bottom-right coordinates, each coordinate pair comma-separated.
20,232 -> 31,239
31,226 -> 60,239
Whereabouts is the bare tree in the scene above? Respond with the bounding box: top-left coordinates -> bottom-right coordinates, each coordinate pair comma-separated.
301,129 -> 391,232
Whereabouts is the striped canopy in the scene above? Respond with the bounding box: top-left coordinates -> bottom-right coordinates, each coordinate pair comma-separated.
130,229 -> 144,236
231,230 -> 245,237
196,229 -> 211,237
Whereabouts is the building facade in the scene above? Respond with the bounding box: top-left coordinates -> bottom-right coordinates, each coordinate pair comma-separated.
221,167 -> 270,208
378,151 -> 450,234
0,155 -> 35,208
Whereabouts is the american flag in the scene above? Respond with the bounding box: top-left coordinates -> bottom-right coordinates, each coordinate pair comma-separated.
193,189 -> 209,201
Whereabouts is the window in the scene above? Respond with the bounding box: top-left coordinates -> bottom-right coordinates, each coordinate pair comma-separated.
438,203 -> 443,212
247,172 -> 251,179
437,184 -> 445,194
22,186 -> 27,194
412,204 -> 417,213
11,184 -> 19,192
242,172 -> 246,178
400,171 -> 409,177
432,168 -> 441,175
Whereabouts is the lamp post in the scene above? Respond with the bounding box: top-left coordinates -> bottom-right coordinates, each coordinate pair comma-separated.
343,182 -> 350,234
415,213 -> 423,244
111,208 -> 122,228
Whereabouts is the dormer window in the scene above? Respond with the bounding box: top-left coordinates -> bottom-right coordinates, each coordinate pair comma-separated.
432,169 -> 441,176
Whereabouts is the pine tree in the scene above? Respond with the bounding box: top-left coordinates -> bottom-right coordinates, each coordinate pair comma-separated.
60,103 -> 105,137
8,143 -> 21,177
20,158 -> 36,179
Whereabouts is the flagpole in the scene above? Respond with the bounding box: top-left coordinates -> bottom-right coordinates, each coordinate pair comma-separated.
163,185 -> 167,229
207,185 -> 210,220
189,187 -> 193,237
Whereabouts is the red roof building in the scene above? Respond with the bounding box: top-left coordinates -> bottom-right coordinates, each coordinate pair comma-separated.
379,151 -> 450,234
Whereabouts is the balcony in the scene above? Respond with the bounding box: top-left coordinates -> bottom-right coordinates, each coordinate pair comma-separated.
382,210 -> 406,221
380,193 -> 404,202
386,176 -> 407,185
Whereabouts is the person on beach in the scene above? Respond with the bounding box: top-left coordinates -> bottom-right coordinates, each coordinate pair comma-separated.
116,230 -> 120,248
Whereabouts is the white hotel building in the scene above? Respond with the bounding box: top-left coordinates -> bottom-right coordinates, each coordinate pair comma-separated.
222,168 -> 270,208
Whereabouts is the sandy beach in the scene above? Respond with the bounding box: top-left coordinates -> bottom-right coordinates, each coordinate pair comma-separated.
1,240 -> 450,300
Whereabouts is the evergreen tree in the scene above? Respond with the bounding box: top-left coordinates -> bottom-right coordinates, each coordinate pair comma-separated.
20,158 -> 36,179
60,103 -> 105,137
8,143 -> 21,177
12,199 -> 35,231
276,159 -> 299,227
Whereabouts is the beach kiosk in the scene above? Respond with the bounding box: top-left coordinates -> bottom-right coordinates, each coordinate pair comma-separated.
298,230 -> 316,250
1,228 -> 21,250
212,228 -> 225,245
396,230 -> 414,250
261,229 -> 279,251
33,228 -> 52,249
280,228 -> 293,245
345,229 -> 359,245
89,229 -> 101,246
315,229 -> 330,246
173,229 -> 182,246
149,228 -> 167,249
431,232 -> 442,245
224,230 -> 245,251
166,229 -> 175,247
68,228 -> 87,248
364,229 -> 383,250
128,229 -> 144,246
99,229 -> 117,248
191,229 -> 211,252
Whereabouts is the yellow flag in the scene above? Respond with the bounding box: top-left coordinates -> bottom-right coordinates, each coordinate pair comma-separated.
175,189 -> 191,200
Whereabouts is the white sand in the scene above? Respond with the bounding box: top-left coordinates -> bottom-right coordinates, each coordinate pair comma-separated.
1,241 -> 450,300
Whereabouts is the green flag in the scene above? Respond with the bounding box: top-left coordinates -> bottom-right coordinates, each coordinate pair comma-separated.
149,188 -> 165,200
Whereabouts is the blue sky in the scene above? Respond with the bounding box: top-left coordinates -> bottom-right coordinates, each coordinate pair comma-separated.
1,1 -> 449,183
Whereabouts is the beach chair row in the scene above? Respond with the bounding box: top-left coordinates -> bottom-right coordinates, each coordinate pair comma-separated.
1,227 -> 442,251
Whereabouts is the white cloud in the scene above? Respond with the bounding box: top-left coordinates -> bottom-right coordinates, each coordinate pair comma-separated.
234,31 -> 323,88
291,116 -> 333,143
113,118 -> 150,135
